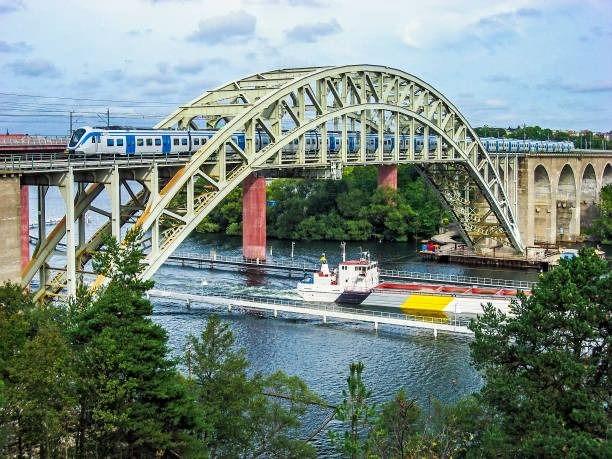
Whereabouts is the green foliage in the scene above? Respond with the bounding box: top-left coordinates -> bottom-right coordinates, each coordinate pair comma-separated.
329,361 -> 376,458
70,228 -> 202,456
0,284 -> 76,457
191,165 -> 446,242
368,389 -> 421,458
469,248 -> 611,457
588,183 -> 612,243
186,314 -> 318,457
197,186 -> 243,236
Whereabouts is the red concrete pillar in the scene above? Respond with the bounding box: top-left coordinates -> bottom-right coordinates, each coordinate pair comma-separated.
20,184 -> 29,269
242,173 -> 266,260
378,165 -> 398,189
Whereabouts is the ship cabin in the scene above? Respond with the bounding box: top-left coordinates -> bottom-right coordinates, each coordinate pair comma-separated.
336,258 -> 380,291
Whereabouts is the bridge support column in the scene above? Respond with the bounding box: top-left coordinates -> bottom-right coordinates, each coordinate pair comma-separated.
20,184 -> 29,269
242,173 -> 266,260
0,176 -> 22,283
377,165 -> 397,189
59,167 -> 77,297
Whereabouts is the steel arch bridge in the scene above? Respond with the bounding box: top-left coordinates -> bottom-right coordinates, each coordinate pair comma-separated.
25,65 -> 524,297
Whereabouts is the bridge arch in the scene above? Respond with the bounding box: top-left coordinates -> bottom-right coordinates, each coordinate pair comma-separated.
62,65 -> 521,285
556,164 -> 577,240
533,164 -> 552,243
604,163 -> 612,186
580,164 -> 597,232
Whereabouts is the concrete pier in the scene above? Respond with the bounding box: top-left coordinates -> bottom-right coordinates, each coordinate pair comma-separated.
242,173 -> 266,260
0,176 -> 23,283
20,185 -> 29,269
377,165 -> 398,189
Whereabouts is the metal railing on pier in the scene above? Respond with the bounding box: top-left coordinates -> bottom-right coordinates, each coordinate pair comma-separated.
147,289 -> 472,335
168,251 -> 537,290
378,268 -> 535,289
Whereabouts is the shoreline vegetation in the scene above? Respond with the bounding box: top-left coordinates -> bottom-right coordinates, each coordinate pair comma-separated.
0,229 -> 609,457
192,165 -> 448,243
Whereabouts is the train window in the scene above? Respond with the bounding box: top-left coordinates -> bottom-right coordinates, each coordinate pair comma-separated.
91,137 -> 96,143
181,138 -> 187,145
155,138 -> 161,146
116,138 -> 124,147
173,138 -> 179,146
107,139 -> 114,147
137,138 -> 144,146
202,138 -> 207,144
194,138 -> 200,146
146,138 -> 153,146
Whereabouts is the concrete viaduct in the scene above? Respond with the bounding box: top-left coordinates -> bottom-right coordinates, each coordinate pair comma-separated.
0,65 -> 609,299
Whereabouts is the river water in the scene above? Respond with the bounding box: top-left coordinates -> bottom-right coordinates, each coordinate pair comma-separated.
31,189 -> 540,454
150,234 -> 539,452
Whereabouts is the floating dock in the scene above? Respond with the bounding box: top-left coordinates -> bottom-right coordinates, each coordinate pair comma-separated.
419,249 -> 548,270
147,289 -> 473,336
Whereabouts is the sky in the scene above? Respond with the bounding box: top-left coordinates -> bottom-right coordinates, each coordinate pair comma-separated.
0,0 -> 610,135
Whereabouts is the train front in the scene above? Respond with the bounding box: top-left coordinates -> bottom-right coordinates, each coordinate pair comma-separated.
67,127 -> 91,155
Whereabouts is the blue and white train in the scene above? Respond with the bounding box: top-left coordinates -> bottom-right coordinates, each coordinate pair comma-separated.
67,126 -> 574,156
67,126 -> 439,156
480,137 -> 574,153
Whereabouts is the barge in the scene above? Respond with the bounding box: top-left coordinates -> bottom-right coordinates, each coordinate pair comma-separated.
297,251 -> 528,315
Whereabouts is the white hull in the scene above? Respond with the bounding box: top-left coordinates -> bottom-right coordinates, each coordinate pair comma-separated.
296,286 -> 342,302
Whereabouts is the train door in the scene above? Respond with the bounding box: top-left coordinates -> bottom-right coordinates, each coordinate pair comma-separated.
126,135 -> 135,155
162,135 -> 171,154
237,133 -> 246,150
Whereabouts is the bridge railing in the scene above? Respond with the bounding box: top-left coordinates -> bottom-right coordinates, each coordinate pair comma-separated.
169,251 -> 536,290
150,289 -> 472,327
0,151 -> 195,171
0,136 -> 69,145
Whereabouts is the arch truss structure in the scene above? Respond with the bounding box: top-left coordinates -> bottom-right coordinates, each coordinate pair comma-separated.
140,65 -> 523,279
24,65 -> 524,297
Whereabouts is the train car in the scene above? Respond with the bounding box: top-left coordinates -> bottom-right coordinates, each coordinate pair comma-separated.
68,126 -> 217,156
509,139 -> 519,153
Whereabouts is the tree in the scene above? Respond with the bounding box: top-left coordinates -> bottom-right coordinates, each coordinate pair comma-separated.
0,284 -> 76,458
5,325 -> 76,457
70,229 -> 202,456
469,248 -> 611,457
191,165 -> 446,243
329,362 -> 376,458
368,389 -> 421,458
589,183 -> 612,243
184,314 -> 255,455
186,314 -> 318,458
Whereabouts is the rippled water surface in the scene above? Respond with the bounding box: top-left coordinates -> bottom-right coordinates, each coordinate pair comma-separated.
149,233 -> 538,452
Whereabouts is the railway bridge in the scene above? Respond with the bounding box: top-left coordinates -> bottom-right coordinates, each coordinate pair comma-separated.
0,65 -> 610,299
